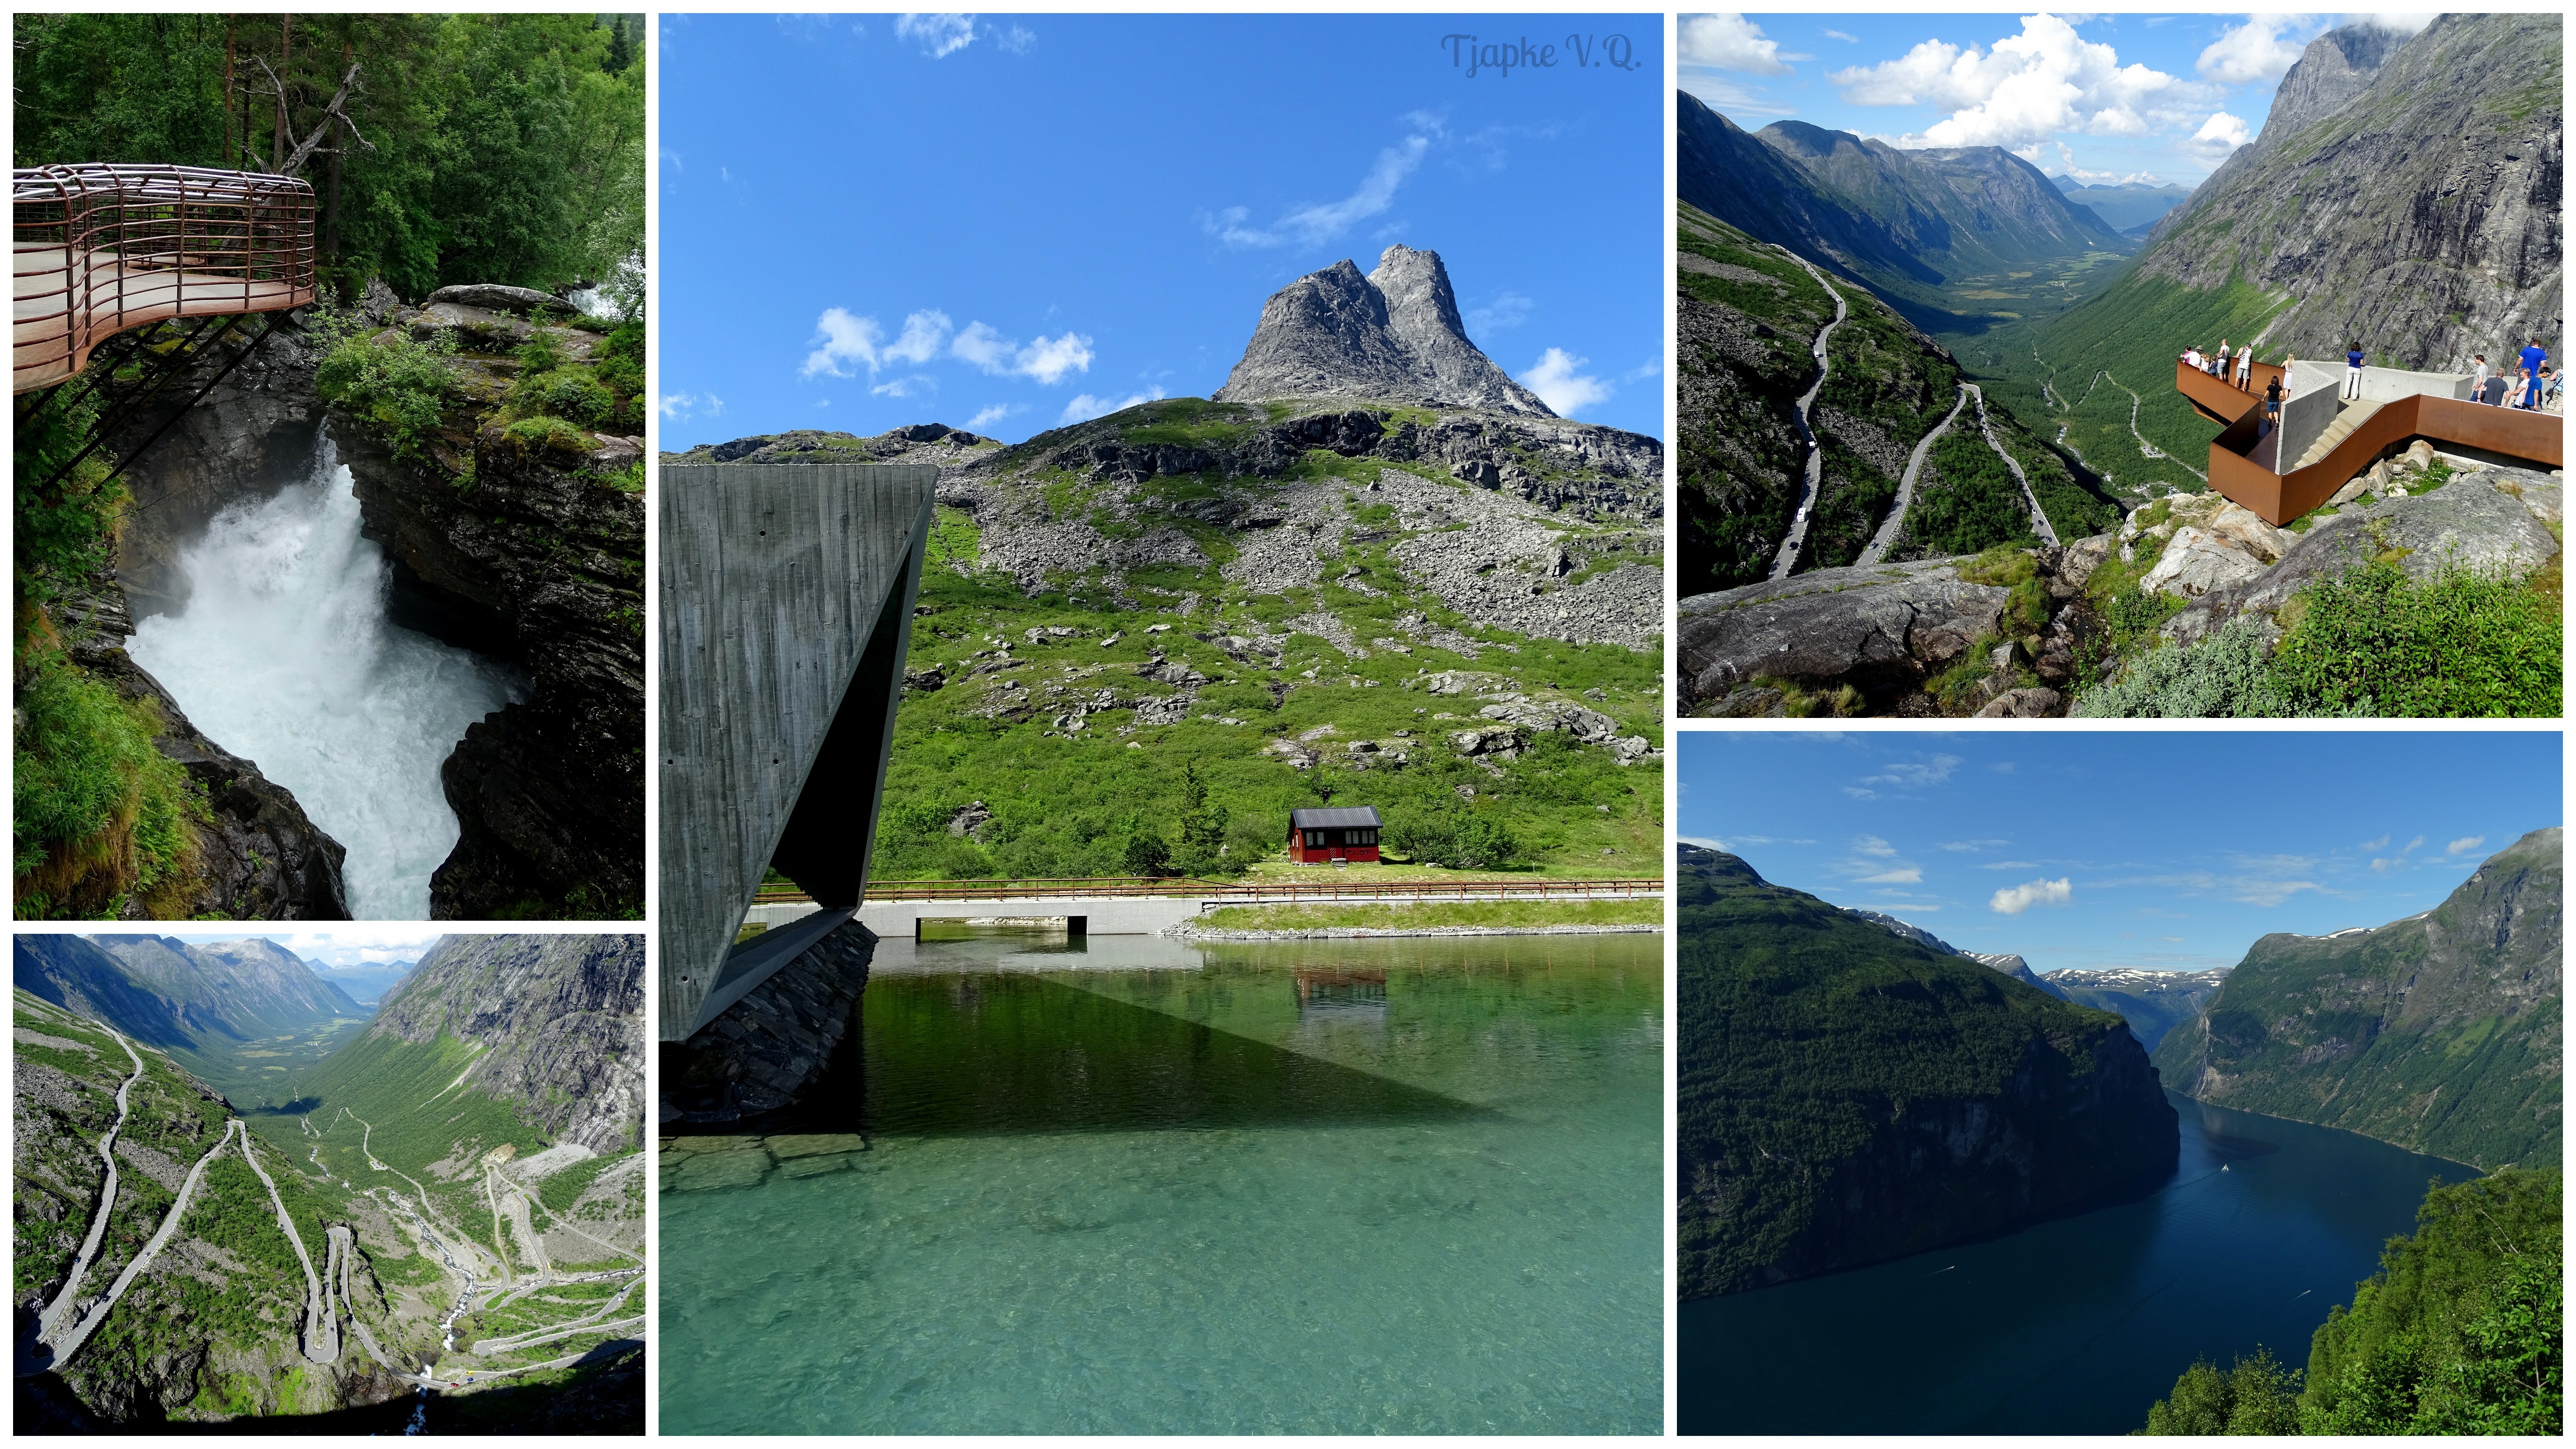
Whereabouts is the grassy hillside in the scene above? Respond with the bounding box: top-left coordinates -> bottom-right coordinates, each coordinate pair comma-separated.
1678,846 -> 2164,1298
2154,830 -> 2561,1169
1675,202 -> 1830,593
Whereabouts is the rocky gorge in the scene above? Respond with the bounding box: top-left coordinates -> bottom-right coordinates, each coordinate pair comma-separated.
48,281 -> 644,920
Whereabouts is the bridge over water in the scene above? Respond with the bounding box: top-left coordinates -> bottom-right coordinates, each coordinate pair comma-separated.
741,875 -> 1666,938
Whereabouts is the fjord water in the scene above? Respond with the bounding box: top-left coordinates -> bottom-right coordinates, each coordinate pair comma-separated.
1680,1090 -> 2479,1434
661,933 -> 1662,1434
128,434 -> 525,917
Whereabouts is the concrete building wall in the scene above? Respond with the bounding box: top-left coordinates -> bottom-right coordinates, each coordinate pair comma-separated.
658,462 -> 938,1040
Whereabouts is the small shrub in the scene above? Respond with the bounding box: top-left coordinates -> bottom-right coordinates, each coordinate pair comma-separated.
14,656 -> 204,917
2073,616 -> 2308,717
1954,544 -> 2037,587
502,415 -> 593,462
1121,832 -> 1172,877
512,330 -> 569,375
2268,557 -> 2559,716
315,328 -> 457,461
512,368 -> 613,426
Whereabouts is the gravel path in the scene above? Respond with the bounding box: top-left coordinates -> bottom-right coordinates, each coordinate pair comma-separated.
34,1024 -> 146,1345
1966,382 -> 2059,545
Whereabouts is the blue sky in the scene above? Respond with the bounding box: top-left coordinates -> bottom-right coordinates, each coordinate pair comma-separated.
657,14 -> 1663,449
1680,13 -> 2433,186
1677,732 -> 2562,976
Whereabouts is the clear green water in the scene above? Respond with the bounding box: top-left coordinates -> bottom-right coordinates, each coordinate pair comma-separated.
660,933 -> 1663,1434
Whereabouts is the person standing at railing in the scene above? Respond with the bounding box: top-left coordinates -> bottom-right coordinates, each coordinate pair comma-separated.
2214,340 -> 2231,382
2264,374 -> 2283,427
2517,337 -> 2549,411
2235,348 -> 2252,390
2471,354 -> 2491,403
2344,343 -> 2365,400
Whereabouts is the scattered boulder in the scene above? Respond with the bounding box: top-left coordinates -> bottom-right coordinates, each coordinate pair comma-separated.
945,801 -> 991,838
2139,525 -> 2271,600
1677,557 -> 2010,710
426,283 -> 568,316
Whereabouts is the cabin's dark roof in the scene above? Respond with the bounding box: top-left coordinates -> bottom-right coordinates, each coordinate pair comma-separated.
1290,806 -> 1382,830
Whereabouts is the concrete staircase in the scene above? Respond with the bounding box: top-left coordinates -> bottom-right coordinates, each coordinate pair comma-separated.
2293,397 -> 2385,470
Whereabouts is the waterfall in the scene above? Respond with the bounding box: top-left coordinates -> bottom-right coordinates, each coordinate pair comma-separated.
128,431 -> 528,918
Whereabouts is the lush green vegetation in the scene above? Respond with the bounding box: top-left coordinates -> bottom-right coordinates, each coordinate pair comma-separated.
867,480 -> 1661,882
1677,846 -> 2152,1299
1892,426 -> 2039,559
1196,898 -> 1659,932
535,1149 -> 630,1216
289,1028 -> 548,1177
14,14 -> 644,302
1801,290 -> 1966,572
14,654 -> 206,918
2077,558 -> 2561,718
313,317 -> 459,461
1674,205 -> 1819,595
2152,829 -> 2559,1170
2141,1169 -> 2562,1435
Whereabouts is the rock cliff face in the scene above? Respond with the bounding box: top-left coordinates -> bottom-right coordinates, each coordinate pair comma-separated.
2155,828 -> 2562,1169
1214,245 -> 1554,416
89,935 -> 360,1038
2140,14 -> 2560,369
334,409 -> 645,920
1679,845 -> 2179,1299
367,933 -> 644,1154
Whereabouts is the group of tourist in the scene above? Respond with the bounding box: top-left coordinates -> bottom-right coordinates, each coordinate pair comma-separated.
2466,339 -> 2556,411
2182,341 -> 2255,390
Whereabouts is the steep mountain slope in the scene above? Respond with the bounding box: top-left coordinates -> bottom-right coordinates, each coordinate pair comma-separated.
307,934 -> 645,1156
1756,121 -> 2130,278
14,935 -> 199,1051
14,952 -> 645,1429
667,247 -> 1665,881
1678,93 -> 1940,301
1846,908 -> 2070,999
2154,829 -> 2561,1169
91,936 -> 361,1038
2046,967 -> 2229,1053
1677,845 -> 2178,1300
1974,14 -> 2561,495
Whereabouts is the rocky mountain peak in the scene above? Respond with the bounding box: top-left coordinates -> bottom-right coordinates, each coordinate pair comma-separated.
2255,22 -> 2407,151
1215,245 -> 1554,417
371,934 -> 644,1154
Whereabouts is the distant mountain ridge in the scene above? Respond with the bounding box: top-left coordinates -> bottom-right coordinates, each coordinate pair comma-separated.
2154,828 -> 2562,1169
1845,908 -> 2070,999
1213,245 -> 1554,416
2046,967 -> 2230,1053
13,934 -> 359,1051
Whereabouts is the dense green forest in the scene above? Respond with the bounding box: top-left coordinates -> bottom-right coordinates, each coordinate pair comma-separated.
13,12 -> 645,306
2141,1169 -> 2561,1435
1676,845 -> 2170,1299
1891,426 -> 2039,560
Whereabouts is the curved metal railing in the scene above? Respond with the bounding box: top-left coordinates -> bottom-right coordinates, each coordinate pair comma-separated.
14,164 -> 316,394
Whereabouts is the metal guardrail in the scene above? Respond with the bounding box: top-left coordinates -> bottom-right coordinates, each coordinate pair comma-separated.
15,164 -> 316,393
754,876 -> 1664,904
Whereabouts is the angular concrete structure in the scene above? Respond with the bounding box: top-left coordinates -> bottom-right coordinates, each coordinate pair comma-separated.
657,462 -> 936,1040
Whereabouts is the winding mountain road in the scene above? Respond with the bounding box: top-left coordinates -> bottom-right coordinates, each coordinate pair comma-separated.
2106,371 -> 2206,483
1858,383 -> 1971,566
1767,247 -> 1849,581
1966,383 -> 2059,545
33,1024 -> 147,1345
238,1129 -> 333,1363
36,1119 -> 240,1372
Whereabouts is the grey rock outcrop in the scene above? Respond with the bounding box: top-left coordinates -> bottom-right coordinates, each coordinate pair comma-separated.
661,921 -> 874,1123
1678,556 -> 2011,708
2139,14 -> 2560,371
368,933 -> 644,1154
1215,245 -> 1553,416
423,283 -> 567,317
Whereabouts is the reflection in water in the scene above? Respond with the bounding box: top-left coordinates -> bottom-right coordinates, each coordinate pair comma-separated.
1681,1090 -> 2479,1435
661,932 -> 1662,1435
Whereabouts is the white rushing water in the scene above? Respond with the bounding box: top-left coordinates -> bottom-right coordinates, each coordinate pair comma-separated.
128,432 -> 527,918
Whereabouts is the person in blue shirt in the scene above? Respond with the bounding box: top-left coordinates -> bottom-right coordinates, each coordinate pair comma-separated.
2344,343 -> 2365,400
2518,337 -> 2549,409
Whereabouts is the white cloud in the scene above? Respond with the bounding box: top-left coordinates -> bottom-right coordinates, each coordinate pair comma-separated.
2446,835 -> 2486,855
2187,111 -> 2253,164
1680,14 -> 1791,75
2359,834 -> 2390,851
948,321 -> 1094,383
1678,835 -> 1726,850
802,307 -> 881,378
2197,15 -> 2313,86
1466,291 -> 1533,335
871,375 -> 935,398
895,13 -> 978,58
1858,866 -> 1924,884
1859,754 -> 1961,790
966,403 -> 1018,429
1214,132 -> 1432,248
2231,878 -> 2321,907
1942,838 -> 2011,853
995,23 -> 1035,54
1059,386 -> 1165,426
2346,13 -> 2433,36
657,391 -> 723,421
1823,28 -> 1859,44
1519,347 -> 1611,415
1991,877 -> 2073,914
1852,834 -> 1897,858
885,309 -> 951,365
1013,333 -> 1095,385
1829,14 -> 2213,150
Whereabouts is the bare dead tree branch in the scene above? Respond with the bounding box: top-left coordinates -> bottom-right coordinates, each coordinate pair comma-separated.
250,58 -> 373,178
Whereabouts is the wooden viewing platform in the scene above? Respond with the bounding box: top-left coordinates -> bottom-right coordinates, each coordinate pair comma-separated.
2177,358 -> 2561,524
15,165 -> 315,394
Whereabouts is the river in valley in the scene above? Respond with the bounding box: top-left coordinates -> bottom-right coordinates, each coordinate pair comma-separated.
1679,1089 -> 2480,1434
128,432 -> 526,918
660,931 -> 1663,1434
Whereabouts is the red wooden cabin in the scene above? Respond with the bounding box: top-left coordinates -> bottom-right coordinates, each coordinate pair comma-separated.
1288,807 -> 1381,864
